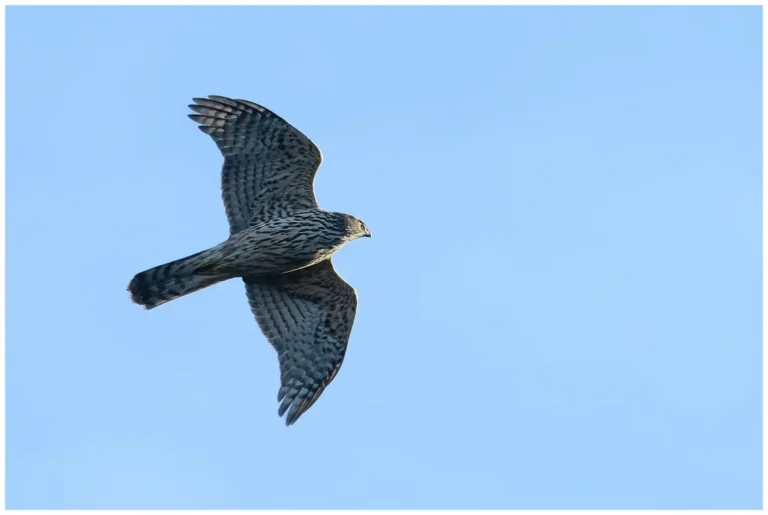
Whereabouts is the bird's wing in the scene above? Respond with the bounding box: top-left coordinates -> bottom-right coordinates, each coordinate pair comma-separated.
243,259 -> 358,425
189,95 -> 323,234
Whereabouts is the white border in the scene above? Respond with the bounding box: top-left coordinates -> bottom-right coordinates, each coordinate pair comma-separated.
1,0 -> 766,5
0,1 -> 763,514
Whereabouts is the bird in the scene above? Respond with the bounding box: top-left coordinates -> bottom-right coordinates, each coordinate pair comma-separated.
128,95 -> 370,426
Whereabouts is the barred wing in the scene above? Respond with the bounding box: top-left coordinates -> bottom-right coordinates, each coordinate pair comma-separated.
189,95 -> 323,234
243,259 -> 358,426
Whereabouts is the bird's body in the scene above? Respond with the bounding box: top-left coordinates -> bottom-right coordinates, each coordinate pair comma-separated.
212,210 -> 364,275
128,95 -> 370,425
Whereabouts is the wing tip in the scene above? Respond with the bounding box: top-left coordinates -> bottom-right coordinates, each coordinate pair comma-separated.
196,124 -> 218,136
277,384 -> 315,426
186,114 -> 215,134
283,406 -> 304,426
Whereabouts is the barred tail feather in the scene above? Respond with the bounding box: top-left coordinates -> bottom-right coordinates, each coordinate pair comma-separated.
128,249 -> 225,309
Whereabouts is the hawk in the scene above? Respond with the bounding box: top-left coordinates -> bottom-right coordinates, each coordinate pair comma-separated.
128,96 -> 371,426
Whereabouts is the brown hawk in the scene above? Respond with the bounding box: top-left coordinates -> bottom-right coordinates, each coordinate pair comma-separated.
128,96 -> 370,425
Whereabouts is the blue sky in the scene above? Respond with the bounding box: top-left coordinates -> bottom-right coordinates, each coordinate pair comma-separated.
6,5 -> 762,510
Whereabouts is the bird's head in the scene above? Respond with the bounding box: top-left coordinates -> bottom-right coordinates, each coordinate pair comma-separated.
339,213 -> 371,240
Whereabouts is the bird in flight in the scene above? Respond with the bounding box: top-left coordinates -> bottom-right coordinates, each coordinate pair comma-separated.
128,95 -> 370,426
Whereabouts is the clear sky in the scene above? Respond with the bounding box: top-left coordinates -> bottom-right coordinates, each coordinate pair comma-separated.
6,5 -> 762,510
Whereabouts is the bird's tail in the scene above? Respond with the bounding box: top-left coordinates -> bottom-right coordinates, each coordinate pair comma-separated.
128,247 -> 227,309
